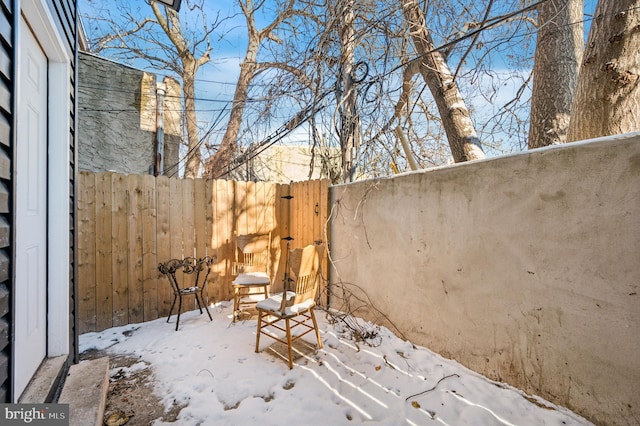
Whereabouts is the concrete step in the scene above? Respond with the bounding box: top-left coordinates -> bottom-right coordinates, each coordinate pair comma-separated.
58,357 -> 110,426
19,355 -> 68,403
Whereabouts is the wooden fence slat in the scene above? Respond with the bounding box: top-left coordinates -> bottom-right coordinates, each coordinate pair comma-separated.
95,173 -> 113,330
312,179 -> 321,243
169,176 -> 184,310
182,178 -> 196,290
127,174 -> 144,324
291,181 -> 301,248
77,172 -> 96,334
211,180 -> 221,301
170,178 -> 184,260
274,183 -> 290,293
194,178 -> 206,259
210,180 -> 228,300
224,179 -> 235,300
263,182 -> 279,289
255,182 -> 265,234
194,178 -> 209,302
142,174 -> 159,321
302,180 -> 312,246
111,173 -> 129,326
319,179 -> 330,307
246,180 -> 257,233
203,179 -> 215,304
155,176 -> 171,317
235,180 -> 247,237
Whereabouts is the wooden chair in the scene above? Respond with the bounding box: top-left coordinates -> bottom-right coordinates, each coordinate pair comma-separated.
255,244 -> 323,368
232,232 -> 271,322
158,256 -> 214,331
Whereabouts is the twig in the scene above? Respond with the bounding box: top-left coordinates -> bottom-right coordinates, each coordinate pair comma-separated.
197,369 -> 215,378
405,373 -> 460,401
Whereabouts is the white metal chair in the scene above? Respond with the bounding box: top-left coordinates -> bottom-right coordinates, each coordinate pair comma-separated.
255,244 -> 323,368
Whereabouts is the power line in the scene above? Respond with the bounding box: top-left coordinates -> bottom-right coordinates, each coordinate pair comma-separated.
213,101 -> 328,179
164,105 -> 230,178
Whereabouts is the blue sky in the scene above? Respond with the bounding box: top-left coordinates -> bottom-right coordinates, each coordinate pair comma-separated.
78,0 -> 601,171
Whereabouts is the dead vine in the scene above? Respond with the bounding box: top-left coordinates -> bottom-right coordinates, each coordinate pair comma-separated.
316,197 -> 409,348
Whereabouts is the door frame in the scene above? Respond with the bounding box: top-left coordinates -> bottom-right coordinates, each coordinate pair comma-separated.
13,0 -> 72,401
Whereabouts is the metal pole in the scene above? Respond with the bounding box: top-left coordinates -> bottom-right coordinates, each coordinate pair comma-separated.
155,82 -> 166,176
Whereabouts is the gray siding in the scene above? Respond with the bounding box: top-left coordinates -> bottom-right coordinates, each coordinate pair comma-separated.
0,0 -> 77,401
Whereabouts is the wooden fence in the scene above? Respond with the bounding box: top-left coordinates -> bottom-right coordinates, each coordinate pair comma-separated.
77,172 -> 330,333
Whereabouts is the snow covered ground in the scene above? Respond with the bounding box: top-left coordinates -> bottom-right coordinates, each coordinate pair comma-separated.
80,301 -> 592,426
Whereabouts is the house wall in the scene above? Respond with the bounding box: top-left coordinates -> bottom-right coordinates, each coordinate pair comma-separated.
0,0 -> 78,402
0,0 -> 12,405
78,52 -> 180,176
328,133 -> 640,426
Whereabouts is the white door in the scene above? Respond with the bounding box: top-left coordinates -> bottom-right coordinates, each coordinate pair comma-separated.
15,18 -> 48,399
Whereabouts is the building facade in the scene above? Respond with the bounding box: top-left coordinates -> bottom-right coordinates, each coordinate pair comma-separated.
78,52 -> 181,176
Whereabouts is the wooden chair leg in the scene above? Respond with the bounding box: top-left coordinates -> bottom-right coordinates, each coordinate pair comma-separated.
255,312 -> 263,352
310,309 -> 323,349
233,286 -> 240,322
286,318 -> 293,369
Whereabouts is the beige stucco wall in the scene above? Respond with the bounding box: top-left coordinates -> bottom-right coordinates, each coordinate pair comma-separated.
328,133 -> 640,425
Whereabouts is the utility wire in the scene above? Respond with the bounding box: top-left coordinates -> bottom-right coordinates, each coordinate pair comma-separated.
164,105 -> 229,177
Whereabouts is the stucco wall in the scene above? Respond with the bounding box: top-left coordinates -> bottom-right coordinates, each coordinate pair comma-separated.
78,52 -> 180,175
328,133 -> 640,425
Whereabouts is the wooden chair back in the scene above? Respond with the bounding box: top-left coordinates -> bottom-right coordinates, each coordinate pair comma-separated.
282,244 -> 322,310
234,232 -> 271,275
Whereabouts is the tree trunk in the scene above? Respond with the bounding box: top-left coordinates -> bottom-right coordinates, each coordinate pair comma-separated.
205,55 -> 258,178
528,0 -> 583,149
183,68 -> 201,178
400,0 -> 485,163
567,0 -> 640,141
149,2 -> 210,178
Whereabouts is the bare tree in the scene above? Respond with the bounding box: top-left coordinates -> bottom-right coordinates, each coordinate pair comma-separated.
400,0 -> 485,162
528,0 -> 584,149
203,0 -> 316,178
568,0 -> 640,141
83,0 -> 222,178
